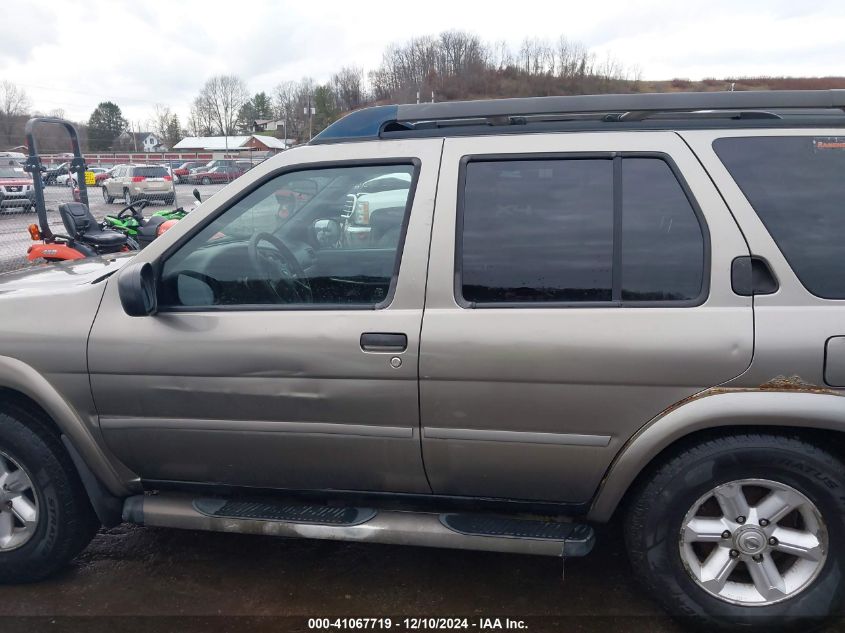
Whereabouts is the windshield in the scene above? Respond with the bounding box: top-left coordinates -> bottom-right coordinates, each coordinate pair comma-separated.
0,168 -> 25,178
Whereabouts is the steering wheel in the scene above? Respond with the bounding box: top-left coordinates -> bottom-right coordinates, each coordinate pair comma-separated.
116,199 -> 149,222
247,232 -> 312,303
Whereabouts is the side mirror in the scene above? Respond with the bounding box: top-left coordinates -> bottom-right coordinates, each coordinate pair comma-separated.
193,188 -> 202,203
118,261 -> 157,316
313,218 -> 341,249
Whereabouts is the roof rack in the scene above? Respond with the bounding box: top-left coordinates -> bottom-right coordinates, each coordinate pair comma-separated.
311,90 -> 845,144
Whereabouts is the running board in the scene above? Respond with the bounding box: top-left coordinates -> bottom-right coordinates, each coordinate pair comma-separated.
123,494 -> 594,558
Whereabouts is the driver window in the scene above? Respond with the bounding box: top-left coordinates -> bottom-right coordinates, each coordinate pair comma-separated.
159,163 -> 416,309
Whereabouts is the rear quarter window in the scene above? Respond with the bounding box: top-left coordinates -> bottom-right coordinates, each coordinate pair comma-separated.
713,136 -> 845,299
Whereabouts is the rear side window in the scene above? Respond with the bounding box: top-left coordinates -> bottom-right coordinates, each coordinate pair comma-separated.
458,156 -> 706,306
714,136 -> 845,299
621,158 -> 705,301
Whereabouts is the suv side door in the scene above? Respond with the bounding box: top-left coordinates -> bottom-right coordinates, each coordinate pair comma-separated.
420,132 -> 753,504
88,139 -> 443,494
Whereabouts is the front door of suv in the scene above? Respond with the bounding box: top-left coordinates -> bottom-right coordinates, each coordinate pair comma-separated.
420,132 -> 754,504
88,139 -> 443,494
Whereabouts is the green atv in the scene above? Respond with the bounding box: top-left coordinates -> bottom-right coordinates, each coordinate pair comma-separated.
103,200 -> 189,249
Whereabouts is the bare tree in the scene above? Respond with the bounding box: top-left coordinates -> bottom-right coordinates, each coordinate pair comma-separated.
272,80 -> 298,140
0,81 -> 31,147
151,104 -> 182,148
331,67 -> 365,112
187,96 -> 215,137
193,75 -> 249,136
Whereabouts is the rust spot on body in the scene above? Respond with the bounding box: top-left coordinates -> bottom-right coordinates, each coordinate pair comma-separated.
659,376 -> 841,419
758,374 -> 832,393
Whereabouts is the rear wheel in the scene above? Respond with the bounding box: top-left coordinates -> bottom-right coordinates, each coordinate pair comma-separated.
201,177 -> 211,185
0,406 -> 99,583
165,194 -> 175,205
123,188 -> 132,204
625,433 -> 845,632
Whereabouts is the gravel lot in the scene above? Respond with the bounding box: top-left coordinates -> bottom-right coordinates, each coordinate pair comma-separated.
1,523 -> 843,633
0,183 -> 226,273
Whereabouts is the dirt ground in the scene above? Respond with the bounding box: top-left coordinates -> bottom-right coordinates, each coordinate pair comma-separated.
1,524 -> 843,633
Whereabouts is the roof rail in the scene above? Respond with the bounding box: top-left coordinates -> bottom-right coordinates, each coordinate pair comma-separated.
312,90 -> 845,144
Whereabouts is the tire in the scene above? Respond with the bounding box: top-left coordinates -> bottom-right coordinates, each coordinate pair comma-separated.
123,189 -> 132,204
165,194 -> 175,205
625,433 -> 845,632
102,187 -> 114,204
0,404 -> 99,583
201,177 -> 211,185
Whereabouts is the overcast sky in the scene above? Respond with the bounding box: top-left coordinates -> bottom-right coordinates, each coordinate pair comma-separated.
3,0 -> 844,126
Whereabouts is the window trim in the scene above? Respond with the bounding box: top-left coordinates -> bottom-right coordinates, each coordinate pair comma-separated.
453,151 -> 711,309
155,157 -> 422,313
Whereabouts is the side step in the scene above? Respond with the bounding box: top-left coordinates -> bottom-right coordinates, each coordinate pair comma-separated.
123,494 -> 595,558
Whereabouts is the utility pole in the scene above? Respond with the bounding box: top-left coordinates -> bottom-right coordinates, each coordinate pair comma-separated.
305,96 -> 315,141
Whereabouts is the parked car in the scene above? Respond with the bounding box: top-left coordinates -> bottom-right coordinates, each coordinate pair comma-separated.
101,164 -> 174,204
42,161 -> 69,185
184,164 -> 244,185
0,165 -> 35,211
190,159 -> 238,174
4,90 -> 845,632
56,167 -> 107,187
95,166 -> 118,186
341,172 -> 413,246
172,161 -> 205,183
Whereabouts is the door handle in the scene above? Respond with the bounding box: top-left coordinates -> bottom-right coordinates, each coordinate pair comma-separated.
360,332 -> 407,352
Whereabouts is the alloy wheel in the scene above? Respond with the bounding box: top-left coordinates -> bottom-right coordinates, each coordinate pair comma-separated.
679,478 -> 828,606
0,450 -> 39,551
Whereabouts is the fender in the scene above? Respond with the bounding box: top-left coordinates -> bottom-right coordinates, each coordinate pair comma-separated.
588,388 -> 845,522
26,242 -> 87,262
0,355 -> 132,497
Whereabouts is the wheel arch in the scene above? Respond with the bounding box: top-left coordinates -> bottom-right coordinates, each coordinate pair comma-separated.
588,389 -> 845,522
0,356 -> 132,498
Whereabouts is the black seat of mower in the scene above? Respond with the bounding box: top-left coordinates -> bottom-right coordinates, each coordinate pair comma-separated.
58,203 -> 128,249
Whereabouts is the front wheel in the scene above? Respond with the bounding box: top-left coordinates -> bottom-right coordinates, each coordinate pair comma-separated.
625,433 -> 845,632
201,177 -> 211,185
102,187 -> 114,204
0,406 -> 99,583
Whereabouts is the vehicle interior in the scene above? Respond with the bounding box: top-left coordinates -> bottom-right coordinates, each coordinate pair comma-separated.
159,165 -> 415,308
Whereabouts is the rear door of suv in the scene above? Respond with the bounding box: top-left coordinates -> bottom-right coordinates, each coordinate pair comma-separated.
683,129 -> 845,391
419,131 -> 754,504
